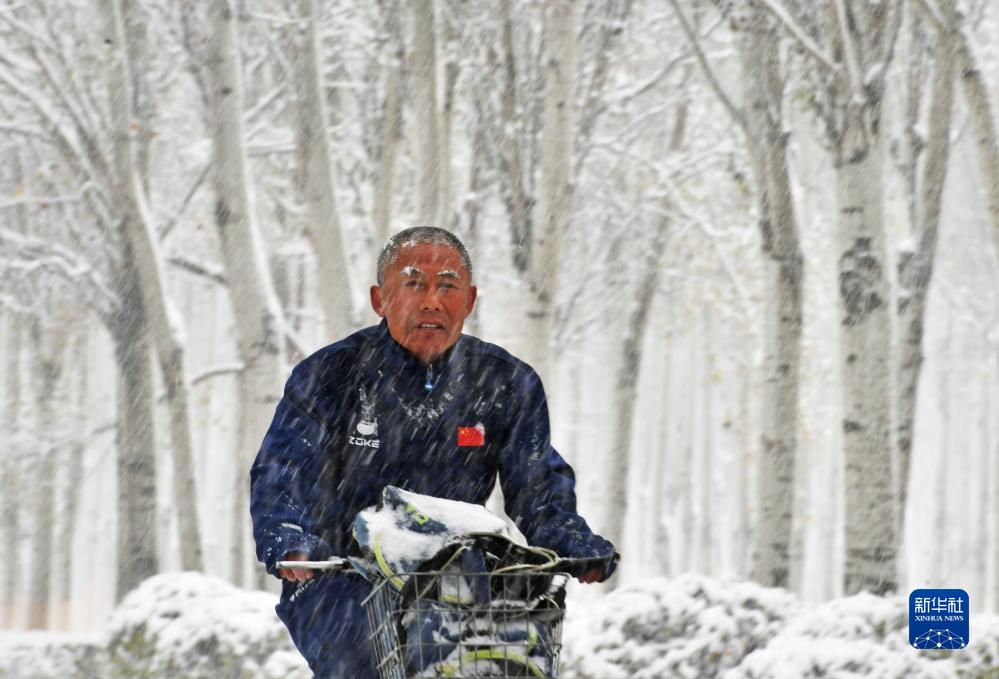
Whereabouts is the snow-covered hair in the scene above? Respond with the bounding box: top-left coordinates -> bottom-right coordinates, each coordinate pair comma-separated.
376,226 -> 474,285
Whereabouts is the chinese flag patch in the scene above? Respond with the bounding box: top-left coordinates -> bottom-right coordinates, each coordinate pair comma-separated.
457,425 -> 485,447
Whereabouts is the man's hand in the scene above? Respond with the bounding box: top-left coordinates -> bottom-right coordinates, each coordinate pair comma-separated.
278,551 -> 314,582
577,567 -> 604,584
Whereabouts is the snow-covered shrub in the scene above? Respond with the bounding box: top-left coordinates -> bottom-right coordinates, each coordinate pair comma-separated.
725,635 -> 955,679
723,593 -> 962,679
0,631 -> 106,678
106,572 -> 309,679
948,613 -> 999,678
561,573 -> 800,679
777,592 -> 908,641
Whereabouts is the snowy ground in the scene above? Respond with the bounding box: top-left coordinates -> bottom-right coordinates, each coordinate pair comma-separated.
2,572 -> 997,678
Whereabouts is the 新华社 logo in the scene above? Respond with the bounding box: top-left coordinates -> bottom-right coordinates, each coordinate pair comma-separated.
909,589 -> 969,650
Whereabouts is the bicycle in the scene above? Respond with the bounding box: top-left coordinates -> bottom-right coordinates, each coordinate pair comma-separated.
278,549 -> 611,678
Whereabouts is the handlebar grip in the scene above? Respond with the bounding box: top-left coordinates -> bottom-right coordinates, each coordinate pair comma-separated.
552,552 -> 620,575
276,558 -> 351,572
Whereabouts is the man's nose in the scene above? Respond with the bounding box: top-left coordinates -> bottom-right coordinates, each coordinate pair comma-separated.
421,286 -> 444,310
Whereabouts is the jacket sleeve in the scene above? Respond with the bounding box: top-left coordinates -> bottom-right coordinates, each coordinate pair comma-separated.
497,366 -> 617,579
250,367 -> 334,577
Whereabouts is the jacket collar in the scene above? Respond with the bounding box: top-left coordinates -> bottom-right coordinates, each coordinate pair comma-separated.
364,320 -> 466,392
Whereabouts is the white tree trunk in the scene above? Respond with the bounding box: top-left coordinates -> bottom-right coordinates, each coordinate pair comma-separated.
700,308 -> 715,575
411,0 -> 441,224
122,0 -> 155,197
372,2 -> 404,253
676,325 -> 696,571
438,6 -> 460,230
736,352 -> 753,577
527,0 -> 576,385
26,320 -> 63,629
974,378 -> 989,609
895,28 -> 955,564
498,0 -> 531,274
825,0 -> 900,597
296,0 -> 353,337
931,322 -> 953,580
650,305 -> 674,575
111,261 -> 159,602
2,312 -> 23,626
992,353 -> 999,611
952,20 -> 999,258
738,16 -> 804,590
55,328 -> 89,628
205,0 -> 288,585
462,84 -> 488,338
103,0 -> 203,572
604,221 -> 668,575
4,155 -> 28,627
837,110 -> 895,596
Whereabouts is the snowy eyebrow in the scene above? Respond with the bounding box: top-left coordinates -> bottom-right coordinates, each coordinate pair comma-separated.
437,270 -> 460,279
400,266 -> 424,277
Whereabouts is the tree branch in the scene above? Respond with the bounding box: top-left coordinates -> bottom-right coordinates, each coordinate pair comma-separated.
0,227 -> 118,324
668,0 -> 749,137
0,68 -> 107,191
158,163 -> 210,241
833,0 -> 864,102
166,254 -> 227,285
758,0 -> 840,73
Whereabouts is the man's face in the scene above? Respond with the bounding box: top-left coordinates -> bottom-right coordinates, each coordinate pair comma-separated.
370,242 -> 477,364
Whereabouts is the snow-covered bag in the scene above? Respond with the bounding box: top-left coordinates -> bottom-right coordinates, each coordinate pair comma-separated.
352,486 -> 565,677
350,485 -> 511,586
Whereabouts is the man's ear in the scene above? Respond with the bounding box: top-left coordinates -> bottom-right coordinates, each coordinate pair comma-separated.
466,286 -> 478,314
370,284 -> 384,317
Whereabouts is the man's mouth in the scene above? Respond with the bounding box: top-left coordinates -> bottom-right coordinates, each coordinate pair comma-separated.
416,322 -> 445,331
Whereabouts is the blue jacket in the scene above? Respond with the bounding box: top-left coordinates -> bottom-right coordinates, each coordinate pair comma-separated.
250,321 -> 616,578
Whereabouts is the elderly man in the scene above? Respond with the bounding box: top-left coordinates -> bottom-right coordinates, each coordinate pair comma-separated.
250,226 -> 615,678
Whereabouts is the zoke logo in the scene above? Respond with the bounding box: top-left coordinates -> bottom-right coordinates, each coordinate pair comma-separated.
349,420 -> 380,448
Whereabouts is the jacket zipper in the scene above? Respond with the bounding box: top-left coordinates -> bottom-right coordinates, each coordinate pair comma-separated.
424,364 -> 434,393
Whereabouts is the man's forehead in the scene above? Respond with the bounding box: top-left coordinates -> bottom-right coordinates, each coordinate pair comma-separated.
391,244 -> 468,275
399,266 -> 462,279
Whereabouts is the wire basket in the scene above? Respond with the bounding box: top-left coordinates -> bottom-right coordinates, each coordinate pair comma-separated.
362,570 -> 567,679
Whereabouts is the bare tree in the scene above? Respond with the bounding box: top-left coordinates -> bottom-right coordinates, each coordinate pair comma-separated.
1,311 -> 22,626
525,0 -> 576,384
993,352 -> 999,611
103,0 -> 203,574
762,0 -> 903,595
293,0 -> 354,337
495,0 -> 532,274
438,0 -> 462,230
916,0 -> 999,258
737,7 -> 804,591
109,275 -> 158,601
371,0 -> 405,250
604,218 -> 669,576
673,0 -> 804,588
202,0 -> 289,585
411,0 -> 442,224
827,1 -> 902,596
25,316 -> 68,628
1,153 -> 27,627
895,4 -> 956,564
54,326 -> 89,627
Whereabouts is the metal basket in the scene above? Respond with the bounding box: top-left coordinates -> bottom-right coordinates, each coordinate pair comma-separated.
362,570 -> 567,679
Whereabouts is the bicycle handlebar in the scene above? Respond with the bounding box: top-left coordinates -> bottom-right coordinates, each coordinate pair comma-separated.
276,557 -> 352,572
275,553 -> 617,574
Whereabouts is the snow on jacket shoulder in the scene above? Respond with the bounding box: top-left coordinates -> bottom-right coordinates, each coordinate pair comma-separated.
250,321 -> 616,579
